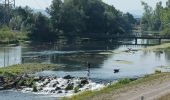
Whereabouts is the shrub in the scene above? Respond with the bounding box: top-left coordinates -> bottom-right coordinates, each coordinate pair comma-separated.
118,78 -> 131,84
74,86 -> 80,93
155,70 -> 161,74
32,85 -> 38,92
65,85 -> 74,91
18,79 -> 25,86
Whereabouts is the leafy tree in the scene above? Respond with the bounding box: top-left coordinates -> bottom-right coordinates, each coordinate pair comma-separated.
29,13 -> 55,41
141,0 -> 170,35
48,0 -> 136,37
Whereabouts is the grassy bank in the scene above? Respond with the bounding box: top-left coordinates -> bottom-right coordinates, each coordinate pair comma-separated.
0,27 -> 28,44
158,93 -> 170,100
140,43 -> 170,51
0,64 -> 63,75
62,72 -> 170,100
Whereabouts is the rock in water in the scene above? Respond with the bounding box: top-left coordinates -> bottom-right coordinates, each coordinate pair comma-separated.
0,87 -> 4,90
58,90 -> 63,93
34,76 -> 41,81
63,75 -> 73,79
65,83 -> 74,90
55,87 -> 61,91
81,79 -> 89,85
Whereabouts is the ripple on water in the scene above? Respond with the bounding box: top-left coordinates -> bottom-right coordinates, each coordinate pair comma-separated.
0,90 -> 57,100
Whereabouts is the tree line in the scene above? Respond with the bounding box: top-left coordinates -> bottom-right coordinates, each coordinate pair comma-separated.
141,0 -> 170,35
0,0 -> 136,42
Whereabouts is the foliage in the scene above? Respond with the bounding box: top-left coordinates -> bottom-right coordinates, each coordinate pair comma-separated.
0,25 -> 27,43
29,12 -> 55,41
74,86 -> 80,93
65,84 -> 74,90
0,0 -> 136,42
155,70 -> 161,74
32,85 -> 38,92
141,0 -> 170,35
47,0 -> 136,36
118,78 -> 131,84
17,77 -> 34,87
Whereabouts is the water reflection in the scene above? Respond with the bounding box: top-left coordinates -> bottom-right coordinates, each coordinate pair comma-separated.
0,40 -> 170,82
0,46 -> 21,67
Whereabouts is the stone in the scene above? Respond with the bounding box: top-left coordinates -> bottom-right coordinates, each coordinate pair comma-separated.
43,78 -> 50,85
81,79 -> 89,85
50,90 -> 56,93
114,69 -> 120,73
0,86 -> 4,90
65,83 -> 74,90
63,75 -> 73,79
0,76 -> 4,82
55,87 -> 61,91
34,76 -> 41,81
58,90 -> 63,93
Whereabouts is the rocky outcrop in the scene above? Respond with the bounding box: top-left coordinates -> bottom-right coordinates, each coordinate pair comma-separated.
0,74 -> 104,97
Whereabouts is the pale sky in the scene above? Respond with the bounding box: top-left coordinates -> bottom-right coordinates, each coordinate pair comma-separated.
14,0 -> 167,15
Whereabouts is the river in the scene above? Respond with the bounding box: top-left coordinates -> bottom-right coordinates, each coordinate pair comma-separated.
0,39 -> 170,100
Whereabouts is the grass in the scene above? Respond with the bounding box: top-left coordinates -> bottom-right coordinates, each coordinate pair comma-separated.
158,93 -> 170,100
155,70 -> 162,74
0,63 -> 62,75
0,26 -> 28,44
140,43 -> 170,51
62,73 -> 170,100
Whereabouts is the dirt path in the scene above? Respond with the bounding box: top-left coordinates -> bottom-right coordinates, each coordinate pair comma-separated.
91,73 -> 170,100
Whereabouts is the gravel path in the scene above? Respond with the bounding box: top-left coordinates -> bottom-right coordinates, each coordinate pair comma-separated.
91,73 -> 170,100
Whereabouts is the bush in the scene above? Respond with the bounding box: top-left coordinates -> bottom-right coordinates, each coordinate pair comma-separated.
32,85 -> 38,92
118,78 -> 131,84
160,27 -> 170,35
18,79 -> 25,86
74,86 -> 80,93
65,84 -> 74,91
155,70 -> 161,74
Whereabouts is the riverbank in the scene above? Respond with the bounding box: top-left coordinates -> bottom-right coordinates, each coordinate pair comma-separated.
0,64 -> 62,90
62,72 -> 170,100
0,64 -> 104,97
0,64 -> 61,75
62,43 -> 170,100
0,29 -> 28,44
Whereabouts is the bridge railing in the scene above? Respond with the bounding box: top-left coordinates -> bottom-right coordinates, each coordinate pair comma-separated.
56,34 -> 170,39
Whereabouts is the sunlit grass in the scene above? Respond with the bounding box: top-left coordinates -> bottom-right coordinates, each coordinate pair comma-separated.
0,64 -> 61,75
0,29 -> 28,43
140,43 -> 170,51
158,93 -> 170,100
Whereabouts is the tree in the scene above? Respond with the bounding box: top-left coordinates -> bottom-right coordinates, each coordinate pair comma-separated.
141,1 -> 154,31
29,13 -> 55,41
47,0 -> 63,33
48,0 -> 136,37
141,1 -> 170,35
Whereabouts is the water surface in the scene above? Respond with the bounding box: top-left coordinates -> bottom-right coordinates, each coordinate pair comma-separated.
0,39 -> 169,100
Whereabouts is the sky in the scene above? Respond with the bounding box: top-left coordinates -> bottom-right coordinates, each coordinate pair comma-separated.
14,0 -> 167,16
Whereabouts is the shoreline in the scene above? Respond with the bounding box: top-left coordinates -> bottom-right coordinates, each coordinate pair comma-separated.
62,72 -> 170,100
62,43 -> 170,100
0,43 -> 170,99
